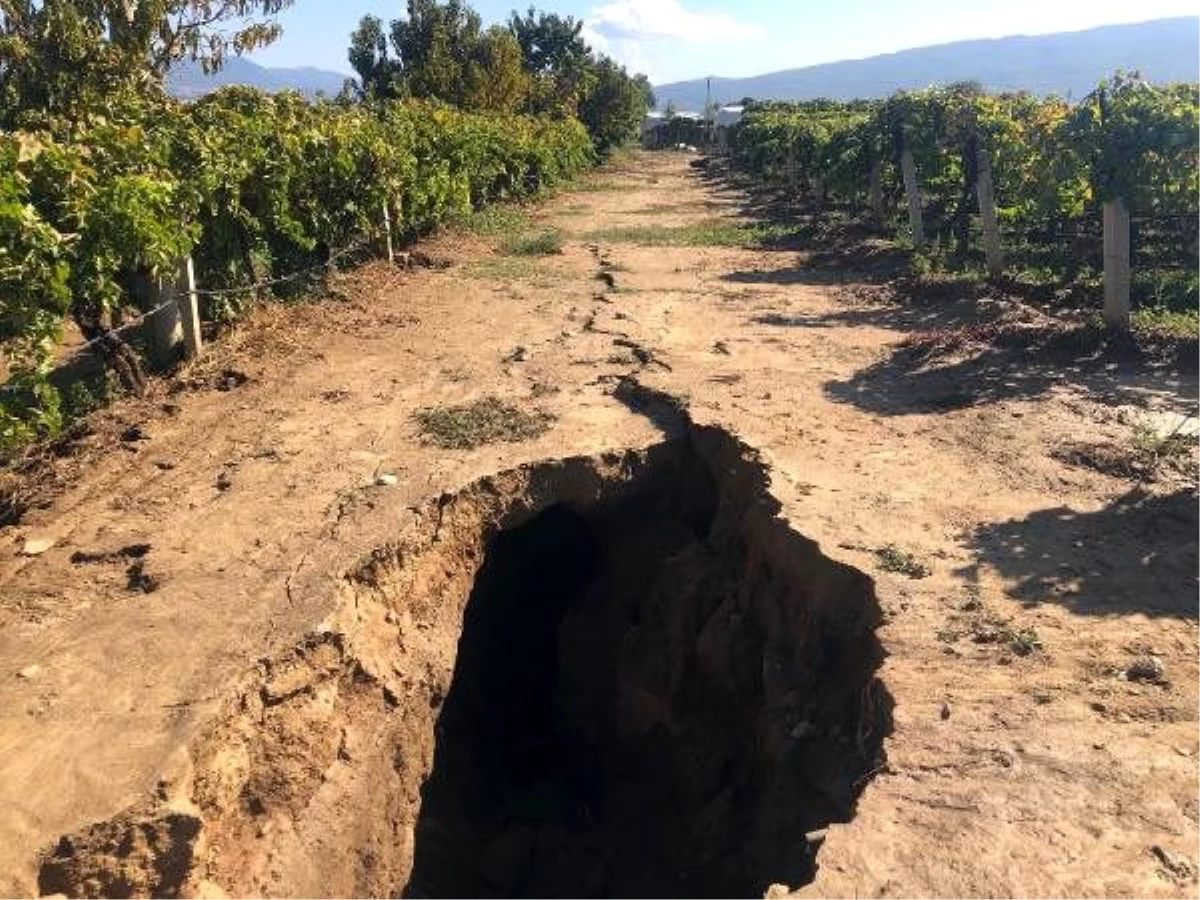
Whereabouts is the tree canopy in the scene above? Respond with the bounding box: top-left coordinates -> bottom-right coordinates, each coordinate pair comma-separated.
349,0 -> 652,150
0,0 -> 294,124
350,0 -> 528,111
508,7 -> 595,116
578,58 -> 654,153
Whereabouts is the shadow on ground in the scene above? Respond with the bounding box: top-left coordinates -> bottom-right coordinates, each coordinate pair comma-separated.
697,163 -> 916,284
822,328 -> 1190,414
748,292 -> 1012,335
688,160 -> 1198,414
962,487 -> 1198,619
838,321 -> 1199,413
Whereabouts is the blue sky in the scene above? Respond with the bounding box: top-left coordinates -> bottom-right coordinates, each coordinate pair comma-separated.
251,0 -> 1199,84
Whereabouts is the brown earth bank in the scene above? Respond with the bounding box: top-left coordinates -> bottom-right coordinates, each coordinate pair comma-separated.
1,151 -> 1197,899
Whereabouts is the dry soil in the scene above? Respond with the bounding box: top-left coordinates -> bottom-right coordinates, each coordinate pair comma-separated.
1,151 -> 1197,899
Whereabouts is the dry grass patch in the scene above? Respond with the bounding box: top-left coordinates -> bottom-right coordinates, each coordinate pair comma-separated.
415,397 -> 554,449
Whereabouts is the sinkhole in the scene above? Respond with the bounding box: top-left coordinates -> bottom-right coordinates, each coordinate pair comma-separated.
32,428 -> 892,900
403,431 -> 891,899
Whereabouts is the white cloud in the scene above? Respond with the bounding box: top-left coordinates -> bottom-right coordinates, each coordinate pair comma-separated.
582,22 -> 657,79
586,0 -> 766,44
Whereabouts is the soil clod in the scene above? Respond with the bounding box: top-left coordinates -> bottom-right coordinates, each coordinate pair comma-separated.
1126,657 -> 1167,683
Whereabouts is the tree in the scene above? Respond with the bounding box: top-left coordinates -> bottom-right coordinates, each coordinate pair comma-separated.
390,0 -> 481,106
350,1 -> 529,111
349,2 -> 651,147
577,57 -> 652,154
507,7 -> 592,115
464,26 -> 528,112
508,7 -> 587,74
0,0 -> 294,123
348,14 -> 399,99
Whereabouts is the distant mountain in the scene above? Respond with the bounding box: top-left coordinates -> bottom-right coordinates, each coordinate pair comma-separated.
168,58 -> 350,99
654,17 -> 1199,111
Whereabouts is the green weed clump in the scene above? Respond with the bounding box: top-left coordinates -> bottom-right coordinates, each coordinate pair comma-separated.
875,544 -> 932,579
500,228 -> 565,256
585,219 -> 788,248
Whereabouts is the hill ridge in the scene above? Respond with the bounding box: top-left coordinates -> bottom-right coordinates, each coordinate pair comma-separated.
654,17 -> 1199,109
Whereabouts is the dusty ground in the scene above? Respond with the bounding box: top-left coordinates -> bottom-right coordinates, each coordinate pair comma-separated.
1,151 -> 1197,898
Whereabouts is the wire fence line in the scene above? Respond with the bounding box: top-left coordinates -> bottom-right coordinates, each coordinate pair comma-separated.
59,297 -> 179,359
51,230 -> 385,370
190,233 -> 380,298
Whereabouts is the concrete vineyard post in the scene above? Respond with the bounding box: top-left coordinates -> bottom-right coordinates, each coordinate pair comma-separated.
811,175 -> 826,211
900,143 -> 925,248
179,257 -> 203,358
145,275 -> 183,368
869,158 -> 885,225
786,140 -> 798,196
1102,197 -> 1132,331
382,199 -> 395,266
975,145 -> 1004,278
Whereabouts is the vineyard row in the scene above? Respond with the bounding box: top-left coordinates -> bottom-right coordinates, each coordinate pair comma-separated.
1,89 -> 596,450
724,75 -> 1199,325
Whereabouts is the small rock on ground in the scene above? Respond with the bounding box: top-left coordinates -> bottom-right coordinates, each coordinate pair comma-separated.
20,538 -> 55,556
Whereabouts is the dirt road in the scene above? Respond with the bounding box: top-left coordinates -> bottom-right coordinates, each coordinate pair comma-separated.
1,152 -> 1196,898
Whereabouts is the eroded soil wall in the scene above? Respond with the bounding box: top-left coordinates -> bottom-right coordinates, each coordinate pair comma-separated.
38,428 -> 890,899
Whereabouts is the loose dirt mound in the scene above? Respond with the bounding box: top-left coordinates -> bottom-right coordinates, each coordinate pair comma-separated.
37,427 -> 888,899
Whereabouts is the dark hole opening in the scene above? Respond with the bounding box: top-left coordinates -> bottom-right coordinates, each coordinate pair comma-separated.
405,452 -> 888,899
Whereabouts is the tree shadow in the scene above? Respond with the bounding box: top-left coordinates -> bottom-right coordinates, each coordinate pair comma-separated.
750,292 -> 1009,333
824,326 -> 1194,415
962,488 -> 1198,619
693,161 -> 899,265
691,158 -> 1198,411
726,254 -> 903,288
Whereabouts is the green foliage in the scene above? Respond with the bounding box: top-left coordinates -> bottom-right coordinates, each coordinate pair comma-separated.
0,0 -> 294,127
350,0 -> 530,112
1,133 -> 73,448
1131,306 -> 1198,339
578,58 -> 654,154
353,2 -> 652,152
508,7 -> 594,116
1,87 -> 594,456
508,7 -> 588,75
733,80 -> 1198,229
1067,73 -> 1199,206
1,0 -> 604,459
168,88 -> 592,318
348,16 -> 397,100
729,78 -> 1198,317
